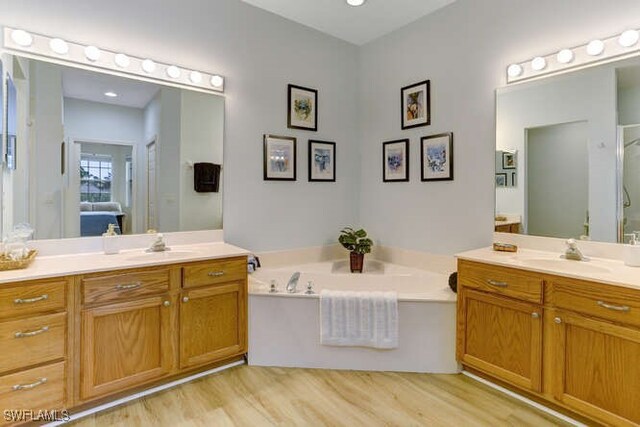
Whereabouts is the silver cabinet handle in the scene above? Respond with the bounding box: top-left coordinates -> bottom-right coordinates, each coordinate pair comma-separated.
208,271 -> 225,277
13,377 -> 47,391
14,294 -> 48,304
531,312 -> 540,319
486,279 -> 508,288
554,317 -> 562,324
182,296 -> 189,303
115,282 -> 141,291
15,326 -> 49,338
163,301 -> 171,307
597,301 -> 630,312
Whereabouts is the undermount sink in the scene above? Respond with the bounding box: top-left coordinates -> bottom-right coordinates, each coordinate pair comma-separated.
517,258 -> 612,274
125,251 -> 198,262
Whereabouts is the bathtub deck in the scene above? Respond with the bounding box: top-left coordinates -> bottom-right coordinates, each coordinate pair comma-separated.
71,365 -> 571,426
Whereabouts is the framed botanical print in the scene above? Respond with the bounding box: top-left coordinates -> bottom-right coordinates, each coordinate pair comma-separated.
383,139 -> 409,182
502,151 -> 517,169
401,80 -> 431,130
263,134 -> 297,181
421,132 -> 453,181
288,84 -> 318,131
308,140 -> 336,182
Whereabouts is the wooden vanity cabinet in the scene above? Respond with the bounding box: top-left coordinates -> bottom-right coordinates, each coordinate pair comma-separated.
457,259 -> 640,426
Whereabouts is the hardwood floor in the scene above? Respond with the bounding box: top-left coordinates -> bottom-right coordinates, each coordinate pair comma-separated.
71,365 -> 570,426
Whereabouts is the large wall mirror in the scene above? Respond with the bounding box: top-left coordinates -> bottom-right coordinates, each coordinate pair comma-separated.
0,54 -> 224,240
495,55 -> 640,244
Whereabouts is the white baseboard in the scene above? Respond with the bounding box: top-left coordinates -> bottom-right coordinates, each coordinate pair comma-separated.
46,360 -> 245,426
462,371 -> 585,427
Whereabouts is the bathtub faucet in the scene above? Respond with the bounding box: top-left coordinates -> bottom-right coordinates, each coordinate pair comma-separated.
287,272 -> 301,293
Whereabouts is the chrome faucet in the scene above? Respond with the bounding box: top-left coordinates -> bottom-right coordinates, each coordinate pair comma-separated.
564,238 -> 586,261
286,272 -> 301,293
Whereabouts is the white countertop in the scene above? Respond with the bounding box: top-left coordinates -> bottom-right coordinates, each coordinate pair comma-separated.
0,242 -> 250,285
456,246 -> 640,291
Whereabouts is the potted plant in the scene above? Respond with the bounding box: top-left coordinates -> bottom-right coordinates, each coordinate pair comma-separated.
338,227 -> 373,273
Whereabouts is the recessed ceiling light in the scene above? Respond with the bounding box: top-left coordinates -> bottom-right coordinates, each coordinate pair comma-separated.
346,0 -> 366,6
104,91 -> 118,98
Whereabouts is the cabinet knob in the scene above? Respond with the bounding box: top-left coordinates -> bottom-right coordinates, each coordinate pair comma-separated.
163,300 -> 171,307
554,317 -> 562,324
182,296 -> 189,303
531,312 -> 540,319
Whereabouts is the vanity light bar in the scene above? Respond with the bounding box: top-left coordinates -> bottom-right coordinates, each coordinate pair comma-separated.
506,27 -> 640,84
2,27 -> 225,94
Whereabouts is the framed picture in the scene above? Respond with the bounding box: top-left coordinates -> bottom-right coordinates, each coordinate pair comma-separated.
495,173 -> 507,187
383,139 -> 409,182
308,140 -> 336,182
401,80 -> 431,130
421,132 -> 453,181
288,84 -> 318,131
263,134 -> 297,181
502,151 -> 517,169
511,172 -> 517,186
6,135 -> 16,170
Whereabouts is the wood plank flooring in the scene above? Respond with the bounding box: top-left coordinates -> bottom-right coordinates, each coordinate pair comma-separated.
71,365 -> 570,426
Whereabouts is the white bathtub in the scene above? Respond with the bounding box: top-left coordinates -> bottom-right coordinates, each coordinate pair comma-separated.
248,260 -> 459,373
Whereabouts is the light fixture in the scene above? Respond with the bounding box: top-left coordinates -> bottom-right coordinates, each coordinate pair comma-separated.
619,29 -> 640,48
189,71 -> 202,84
49,38 -> 69,55
507,64 -> 523,78
556,49 -> 574,64
104,91 -> 118,97
84,45 -> 101,62
210,75 -> 224,88
346,0 -> 366,5
141,59 -> 156,73
586,39 -> 605,56
11,29 -> 33,47
166,65 -> 181,79
114,53 -> 130,68
531,56 -> 546,71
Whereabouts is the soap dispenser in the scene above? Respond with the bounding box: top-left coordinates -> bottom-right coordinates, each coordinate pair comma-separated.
624,232 -> 640,267
102,223 -> 120,255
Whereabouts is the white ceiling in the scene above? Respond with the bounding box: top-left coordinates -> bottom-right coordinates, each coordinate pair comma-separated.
62,67 -> 159,109
241,0 -> 456,45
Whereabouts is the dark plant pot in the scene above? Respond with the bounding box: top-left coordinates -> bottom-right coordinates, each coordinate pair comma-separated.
350,252 -> 364,273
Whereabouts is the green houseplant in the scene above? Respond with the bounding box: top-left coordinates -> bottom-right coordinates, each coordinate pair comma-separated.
338,227 -> 373,273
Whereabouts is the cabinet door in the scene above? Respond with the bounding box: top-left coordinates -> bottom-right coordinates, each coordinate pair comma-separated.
549,309 -> 640,426
458,289 -> 543,392
80,295 -> 174,400
180,282 -> 246,370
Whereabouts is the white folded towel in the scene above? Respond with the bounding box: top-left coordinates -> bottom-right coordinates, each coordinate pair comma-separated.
320,290 -> 398,349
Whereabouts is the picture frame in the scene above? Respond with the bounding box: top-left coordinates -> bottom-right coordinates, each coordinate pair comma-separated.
401,80 -> 431,130
383,139 -> 410,182
511,172 -> 517,186
263,134 -> 297,181
421,132 -> 453,181
495,173 -> 507,187
288,84 -> 318,131
308,140 -> 336,182
502,151 -> 516,169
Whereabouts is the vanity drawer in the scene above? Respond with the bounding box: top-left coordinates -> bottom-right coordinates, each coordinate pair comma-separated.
82,268 -> 171,305
458,260 -> 543,303
549,278 -> 640,328
182,257 -> 247,289
0,361 -> 65,414
0,312 -> 66,374
0,279 -> 67,321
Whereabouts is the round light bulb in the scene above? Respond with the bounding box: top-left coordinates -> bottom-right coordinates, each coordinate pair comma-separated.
11,29 -> 33,47
531,56 -> 547,71
346,0 -> 366,5
189,71 -> 202,84
556,49 -> 574,64
166,65 -> 181,79
586,39 -> 605,56
84,45 -> 101,62
210,75 -> 224,88
114,53 -> 130,68
142,59 -> 156,74
49,38 -> 69,55
619,30 -> 640,48
507,64 -> 523,78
